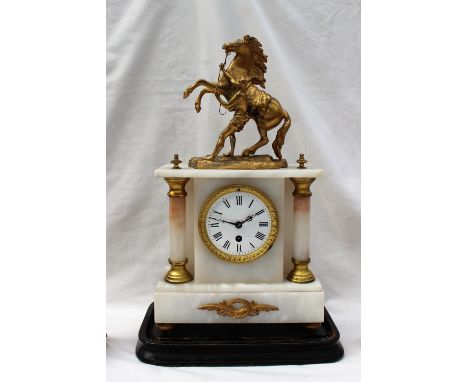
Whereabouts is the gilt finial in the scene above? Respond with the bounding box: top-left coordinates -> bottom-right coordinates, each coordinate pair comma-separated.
296,153 -> 307,169
171,154 -> 182,169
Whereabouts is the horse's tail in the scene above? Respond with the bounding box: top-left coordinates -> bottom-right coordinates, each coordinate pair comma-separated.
272,110 -> 291,160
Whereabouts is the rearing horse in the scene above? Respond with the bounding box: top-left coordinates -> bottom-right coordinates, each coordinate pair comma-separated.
183,35 -> 291,160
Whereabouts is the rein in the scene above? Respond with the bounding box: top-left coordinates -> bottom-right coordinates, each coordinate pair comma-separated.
217,51 -> 230,115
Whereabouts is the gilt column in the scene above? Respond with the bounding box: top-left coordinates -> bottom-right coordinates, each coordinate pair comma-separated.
163,177 -> 193,283
287,177 -> 316,283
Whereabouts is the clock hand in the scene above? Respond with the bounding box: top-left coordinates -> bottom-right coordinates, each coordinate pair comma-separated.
222,219 -> 238,226
209,217 -> 237,226
241,209 -> 264,224
241,215 -> 254,224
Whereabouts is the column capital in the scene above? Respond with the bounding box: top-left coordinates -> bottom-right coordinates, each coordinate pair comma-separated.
164,177 -> 190,197
289,177 -> 316,197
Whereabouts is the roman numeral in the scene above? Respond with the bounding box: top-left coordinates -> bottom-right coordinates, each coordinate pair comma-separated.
223,240 -> 231,250
223,199 -> 231,208
237,244 -> 242,252
236,195 -> 242,205
255,209 -> 265,216
213,210 -> 222,215
255,232 -> 266,241
209,222 -> 219,227
213,232 -> 222,241
250,242 -> 255,249
248,199 -> 254,208
259,221 -> 268,227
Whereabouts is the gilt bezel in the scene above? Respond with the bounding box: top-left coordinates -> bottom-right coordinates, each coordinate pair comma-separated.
198,184 -> 279,263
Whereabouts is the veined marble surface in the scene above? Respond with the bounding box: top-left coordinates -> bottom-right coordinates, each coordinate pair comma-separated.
155,163 -> 323,179
154,278 -> 324,323
155,278 -> 323,292
157,166 -> 320,282
193,177 -> 285,283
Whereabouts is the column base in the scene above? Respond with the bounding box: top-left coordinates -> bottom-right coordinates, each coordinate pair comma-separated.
164,258 -> 193,284
287,258 -> 315,283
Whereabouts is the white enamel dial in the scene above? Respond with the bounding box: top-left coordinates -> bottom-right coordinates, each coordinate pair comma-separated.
199,185 -> 278,263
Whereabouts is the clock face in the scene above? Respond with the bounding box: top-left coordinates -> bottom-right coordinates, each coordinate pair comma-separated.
199,184 -> 278,263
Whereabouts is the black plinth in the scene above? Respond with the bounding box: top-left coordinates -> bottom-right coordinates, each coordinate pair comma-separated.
136,303 -> 344,366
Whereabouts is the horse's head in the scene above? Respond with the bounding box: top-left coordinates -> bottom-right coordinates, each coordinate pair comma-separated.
222,35 -> 256,55
222,35 -> 268,88
222,37 -> 243,54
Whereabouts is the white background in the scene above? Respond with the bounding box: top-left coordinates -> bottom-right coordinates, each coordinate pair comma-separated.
1,1 -> 468,382
106,0 -> 360,380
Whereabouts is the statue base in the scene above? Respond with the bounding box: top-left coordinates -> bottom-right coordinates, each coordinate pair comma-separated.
188,155 -> 288,170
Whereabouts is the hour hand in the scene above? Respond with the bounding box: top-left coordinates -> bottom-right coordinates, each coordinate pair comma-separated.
242,209 -> 264,223
241,215 -> 254,224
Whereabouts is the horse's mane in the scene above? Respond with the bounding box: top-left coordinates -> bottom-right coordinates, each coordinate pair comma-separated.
244,36 -> 268,88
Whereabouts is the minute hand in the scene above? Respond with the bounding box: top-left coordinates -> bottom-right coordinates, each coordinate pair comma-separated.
221,219 -> 237,226
209,217 -> 237,226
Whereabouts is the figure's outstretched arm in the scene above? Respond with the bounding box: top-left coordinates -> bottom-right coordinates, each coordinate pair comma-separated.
216,91 -> 241,109
219,64 -> 238,85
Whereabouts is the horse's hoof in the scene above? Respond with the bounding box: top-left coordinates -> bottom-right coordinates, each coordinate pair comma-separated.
195,104 -> 201,113
223,152 -> 233,157
183,89 -> 191,99
203,155 -> 215,161
241,150 -> 251,157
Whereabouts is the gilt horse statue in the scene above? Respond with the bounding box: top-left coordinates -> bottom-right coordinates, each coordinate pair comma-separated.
183,35 -> 291,162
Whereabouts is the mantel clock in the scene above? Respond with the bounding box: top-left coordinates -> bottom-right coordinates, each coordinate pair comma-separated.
136,35 -> 343,366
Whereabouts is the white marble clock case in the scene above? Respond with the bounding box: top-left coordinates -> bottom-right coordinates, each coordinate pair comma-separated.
154,165 -> 324,324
